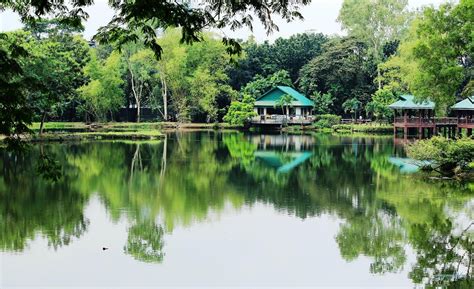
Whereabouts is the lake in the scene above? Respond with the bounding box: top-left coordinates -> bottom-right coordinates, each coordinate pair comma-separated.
1,132 -> 472,288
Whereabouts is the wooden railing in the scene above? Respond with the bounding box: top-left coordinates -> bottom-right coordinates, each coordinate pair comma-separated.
394,117 -> 458,125
457,118 -> 474,124
251,115 -> 314,125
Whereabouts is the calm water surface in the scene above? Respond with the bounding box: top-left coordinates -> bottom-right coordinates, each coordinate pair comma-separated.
1,132 -> 472,288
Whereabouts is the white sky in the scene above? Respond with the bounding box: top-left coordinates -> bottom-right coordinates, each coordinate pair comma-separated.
0,0 -> 449,42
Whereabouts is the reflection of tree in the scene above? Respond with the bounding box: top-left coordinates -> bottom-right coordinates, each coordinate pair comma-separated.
1,131 -> 473,281
0,144 -> 89,251
409,218 -> 473,288
124,222 -> 165,263
336,214 -> 406,274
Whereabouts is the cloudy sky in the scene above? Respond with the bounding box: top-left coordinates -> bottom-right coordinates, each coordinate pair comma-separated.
0,0 -> 449,42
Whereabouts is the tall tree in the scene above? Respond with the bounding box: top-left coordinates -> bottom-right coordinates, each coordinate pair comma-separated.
402,0 -> 473,110
124,48 -> 159,122
16,27 -> 90,134
229,33 -> 328,89
299,37 -> 376,115
241,70 -> 293,99
0,32 -> 32,145
78,50 -> 124,121
338,0 -> 411,89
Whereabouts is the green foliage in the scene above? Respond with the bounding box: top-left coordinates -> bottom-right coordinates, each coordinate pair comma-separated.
338,0 -> 410,62
387,0 -> 474,112
332,123 -> 393,133
275,94 -> 294,117
241,70 -> 292,99
366,88 -> 398,120
313,114 -> 341,129
223,94 -> 256,125
124,222 -> 165,263
153,29 -> 238,122
299,37 -> 376,115
229,33 -> 328,88
343,98 -> 362,119
6,0 -> 310,60
78,51 -> 124,121
407,137 -> 474,176
0,32 -> 32,144
311,91 -> 334,115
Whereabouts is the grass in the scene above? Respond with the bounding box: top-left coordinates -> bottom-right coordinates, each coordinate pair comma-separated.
29,121 -> 243,131
331,123 -> 393,134
31,130 -> 163,141
29,122 -> 87,130
20,121 -> 243,142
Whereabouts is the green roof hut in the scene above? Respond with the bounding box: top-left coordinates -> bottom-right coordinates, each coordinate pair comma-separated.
388,94 -> 436,137
252,86 -> 314,125
451,96 -> 474,130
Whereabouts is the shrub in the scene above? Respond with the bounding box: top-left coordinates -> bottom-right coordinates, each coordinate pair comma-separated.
223,94 -> 257,125
313,114 -> 341,129
407,137 -> 474,176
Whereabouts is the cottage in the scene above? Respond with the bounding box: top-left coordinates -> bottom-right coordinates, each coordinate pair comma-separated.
252,86 -> 314,125
389,94 -> 458,138
452,96 -> 474,135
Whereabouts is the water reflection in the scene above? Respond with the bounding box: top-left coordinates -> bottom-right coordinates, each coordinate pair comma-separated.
0,132 -> 472,287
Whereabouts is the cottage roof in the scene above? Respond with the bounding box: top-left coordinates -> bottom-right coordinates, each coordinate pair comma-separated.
254,86 -> 314,107
451,96 -> 474,110
388,94 -> 435,110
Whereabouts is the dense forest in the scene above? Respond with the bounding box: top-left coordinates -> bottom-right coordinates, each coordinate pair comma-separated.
0,0 -> 473,129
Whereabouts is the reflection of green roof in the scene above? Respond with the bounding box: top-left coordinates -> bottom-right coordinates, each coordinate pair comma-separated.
254,151 -> 313,173
388,94 -> 435,110
254,86 -> 314,107
388,157 -> 431,174
452,96 -> 474,110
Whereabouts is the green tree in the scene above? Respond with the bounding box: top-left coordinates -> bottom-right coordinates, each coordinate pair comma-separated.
78,51 -> 124,121
343,98 -> 362,120
7,1 -> 309,59
311,91 -> 334,115
338,0 -> 411,89
275,94 -> 293,120
1,0 -> 311,138
15,29 -> 90,134
229,33 -> 328,88
0,31 -> 32,146
123,47 -> 160,122
223,94 -> 257,125
366,88 -> 398,120
394,0 -> 474,111
241,70 -> 292,99
299,37 -> 376,115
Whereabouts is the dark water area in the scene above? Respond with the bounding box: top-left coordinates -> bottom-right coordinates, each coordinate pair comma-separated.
1,132 -> 472,288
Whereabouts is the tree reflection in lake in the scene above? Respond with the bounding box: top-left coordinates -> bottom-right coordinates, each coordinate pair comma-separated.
0,132 -> 472,287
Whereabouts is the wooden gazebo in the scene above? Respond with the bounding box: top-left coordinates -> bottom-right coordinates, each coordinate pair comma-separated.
389,94 -> 436,137
452,96 -> 474,136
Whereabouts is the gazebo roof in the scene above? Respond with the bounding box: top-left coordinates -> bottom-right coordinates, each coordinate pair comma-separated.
388,94 -> 435,110
254,86 -> 314,107
451,96 -> 474,110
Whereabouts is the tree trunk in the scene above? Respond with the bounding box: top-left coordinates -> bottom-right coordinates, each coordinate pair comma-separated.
39,111 -> 47,136
128,61 -> 141,123
161,75 -> 168,121
377,66 -> 382,90
136,101 -> 141,123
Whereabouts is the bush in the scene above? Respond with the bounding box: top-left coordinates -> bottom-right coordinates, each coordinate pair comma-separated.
223,95 -> 257,125
407,137 -> 474,176
313,114 -> 341,129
